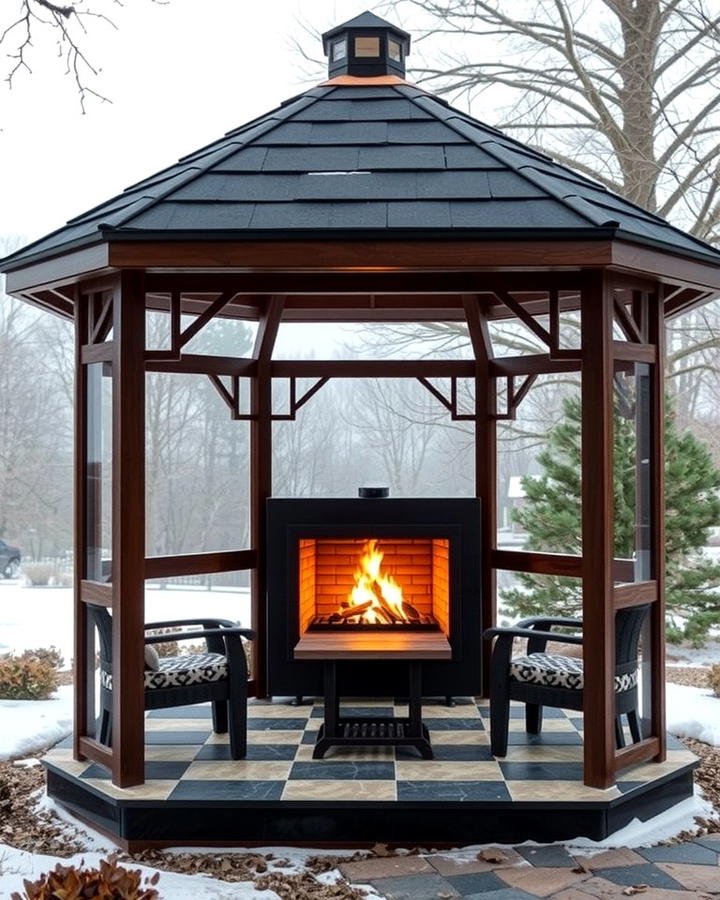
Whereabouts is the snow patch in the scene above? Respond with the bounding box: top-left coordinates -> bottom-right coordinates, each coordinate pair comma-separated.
0,685 -> 73,762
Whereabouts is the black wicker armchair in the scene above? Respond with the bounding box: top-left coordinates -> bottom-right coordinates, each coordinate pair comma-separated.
87,603 -> 255,759
484,604 -> 650,757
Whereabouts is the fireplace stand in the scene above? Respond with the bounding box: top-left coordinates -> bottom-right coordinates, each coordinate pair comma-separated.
313,660 -> 433,759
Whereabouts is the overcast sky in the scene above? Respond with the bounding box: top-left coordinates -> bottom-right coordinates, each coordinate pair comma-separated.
1,0 -> 445,245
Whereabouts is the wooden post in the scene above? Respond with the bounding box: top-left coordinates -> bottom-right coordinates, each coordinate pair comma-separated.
648,291 -> 667,761
111,271 -> 146,787
581,271 -> 616,789
73,288 -> 91,759
250,296 -> 284,698
463,296 -> 496,697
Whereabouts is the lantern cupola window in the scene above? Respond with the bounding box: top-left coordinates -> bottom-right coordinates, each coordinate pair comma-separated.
322,11 -> 411,79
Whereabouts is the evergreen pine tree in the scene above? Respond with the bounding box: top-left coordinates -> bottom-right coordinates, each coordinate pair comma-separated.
502,396 -> 720,642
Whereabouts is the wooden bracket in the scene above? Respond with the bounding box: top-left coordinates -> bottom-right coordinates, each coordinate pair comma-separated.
492,374 -> 538,421
271,377 -> 331,421
89,292 -> 114,345
495,289 -> 582,361
416,376 -> 477,421
146,291 -> 236,362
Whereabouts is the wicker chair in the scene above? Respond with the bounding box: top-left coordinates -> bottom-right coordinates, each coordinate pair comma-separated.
87,603 -> 255,759
484,604 -> 650,757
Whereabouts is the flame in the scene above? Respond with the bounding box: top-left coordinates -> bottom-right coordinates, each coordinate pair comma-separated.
347,539 -> 409,624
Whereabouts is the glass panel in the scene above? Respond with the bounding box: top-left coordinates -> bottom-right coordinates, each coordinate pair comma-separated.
613,362 -> 653,583
355,36 -> 380,57
146,374 -> 250,554
86,362 -> 112,581
273,322 -> 474,360
180,315 -> 256,358
497,374 -> 582,553
273,378 -> 474,497
388,39 -> 402,61
499,573 -> 583,624
145,572 -> 253,677
332,39 -> 347,61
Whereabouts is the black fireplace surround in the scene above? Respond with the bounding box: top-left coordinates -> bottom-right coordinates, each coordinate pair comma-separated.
266,497 -> 482,698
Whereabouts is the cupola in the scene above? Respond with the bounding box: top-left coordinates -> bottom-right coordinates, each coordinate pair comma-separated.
322,11 -> 411,79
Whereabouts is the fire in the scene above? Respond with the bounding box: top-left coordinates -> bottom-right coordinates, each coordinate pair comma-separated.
346,539 -> 410,625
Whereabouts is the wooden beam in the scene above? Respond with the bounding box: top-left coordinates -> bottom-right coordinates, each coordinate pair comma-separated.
74,289 -> 93,763
77,736 -> 114,770
144,549 -> 257,580
179,291 -> 236,348
250,297 -> 285,697
648,292 -> 667,762
613,581 -> 657,609
111,270 -> 146,788
81,342 -> 114,364
110,239 -> 614,271
490,355 -> 582,377
80,580 -> 113,608
271,360 -> 476,379
581,271 -> 616,790
614,736 -> 661,772
492,549 -> 583,577
613,297 -> 643,343
145,355 -> 256,377
612,342 -> 655,363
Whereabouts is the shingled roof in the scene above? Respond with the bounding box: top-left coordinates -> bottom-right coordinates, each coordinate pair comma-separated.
4,52 -> 720,270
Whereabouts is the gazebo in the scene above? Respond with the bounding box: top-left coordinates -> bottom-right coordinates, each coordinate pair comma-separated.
2,11 -> 717,847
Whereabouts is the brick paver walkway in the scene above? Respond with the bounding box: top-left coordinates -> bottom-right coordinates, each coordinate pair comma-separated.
339,835 -> 720,898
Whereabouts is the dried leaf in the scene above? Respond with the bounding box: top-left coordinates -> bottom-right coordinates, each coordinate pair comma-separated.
572,863 -> 590,873
371,842 -> 392,857
622,885 -> 649,895
479,848 -> 507,863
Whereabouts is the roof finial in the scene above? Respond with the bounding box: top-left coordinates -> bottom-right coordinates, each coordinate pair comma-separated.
322,11 -> 411,79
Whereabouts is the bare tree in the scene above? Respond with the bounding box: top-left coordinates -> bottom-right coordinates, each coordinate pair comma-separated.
1,0 -> 163,109
385,0 -> 720,243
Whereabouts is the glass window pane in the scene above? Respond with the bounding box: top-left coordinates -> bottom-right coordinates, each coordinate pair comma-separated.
355,37 -> 380,57
332,39 -> 346,61
389,40 -> 402,61
86,362 -> 112,581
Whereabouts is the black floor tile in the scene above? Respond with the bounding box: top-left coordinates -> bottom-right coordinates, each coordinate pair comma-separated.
290,761 -> 395,780
506,732 -> 582,746
446,870 -> 508,894
368,873 -> 460,900
169,779 -> 285,801
146,706 -> 211,718
397,780 -> 511,801
637,843 -> 720,865
82,761 -> 190,780
424,718 -> 484,730
599,863 -> 686,890
499,762 -> 585,781
144,731 -> 209,745
310,706 -> 395,718
246,718 -> 309,730
516,844 -> 576,867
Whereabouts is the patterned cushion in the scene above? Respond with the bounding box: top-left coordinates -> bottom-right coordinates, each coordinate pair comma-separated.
101,652 -> 227,691
509,653 -> 638,692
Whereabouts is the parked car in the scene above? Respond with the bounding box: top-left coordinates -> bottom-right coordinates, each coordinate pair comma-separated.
0,539 -> 21,578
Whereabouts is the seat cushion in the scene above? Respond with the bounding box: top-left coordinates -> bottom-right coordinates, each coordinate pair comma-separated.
101,652 -> 228,691
509,653 -> 638,692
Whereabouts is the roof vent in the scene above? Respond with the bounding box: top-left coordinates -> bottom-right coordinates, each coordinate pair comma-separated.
322,11 -> 411,79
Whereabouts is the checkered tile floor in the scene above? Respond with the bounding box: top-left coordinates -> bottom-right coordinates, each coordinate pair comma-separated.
45,698 -> 696,804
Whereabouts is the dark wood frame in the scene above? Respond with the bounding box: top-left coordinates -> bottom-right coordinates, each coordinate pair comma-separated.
8,234 -> 717,790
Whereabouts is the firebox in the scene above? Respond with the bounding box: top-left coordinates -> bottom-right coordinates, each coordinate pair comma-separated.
266,497 -> 482,698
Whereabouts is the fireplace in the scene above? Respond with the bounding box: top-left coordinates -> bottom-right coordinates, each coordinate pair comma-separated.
266,497 -> 482,698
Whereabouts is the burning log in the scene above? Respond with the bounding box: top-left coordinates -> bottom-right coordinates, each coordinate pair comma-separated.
371,582 -> 403,623
337,600 -> 372,619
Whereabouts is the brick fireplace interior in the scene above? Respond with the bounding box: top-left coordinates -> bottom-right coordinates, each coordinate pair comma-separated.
298,537 -> 450,635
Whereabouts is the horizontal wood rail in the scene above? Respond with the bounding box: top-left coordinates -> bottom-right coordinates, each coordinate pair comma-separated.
271,360 -> 476,378
612,341 -> 655,363
145,355 -> 257,377
144,549 -> 257,580
81,342 -> 114,364
77,736 -> 114,769
614,736 -> 660,772
613,580 -> 657,609
491,549 -> 583,577
80,579 -> 113,608
490,354 -> 582,377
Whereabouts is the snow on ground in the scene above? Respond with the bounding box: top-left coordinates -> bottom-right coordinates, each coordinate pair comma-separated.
0,685 -> 73,762
0,580 -> 251,667
666,682 -> 720,745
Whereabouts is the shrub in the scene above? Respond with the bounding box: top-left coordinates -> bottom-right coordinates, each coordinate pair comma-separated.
20,646 -> 64,670
21,563 -> 55,586
708,664 -> 720,698
145,627 -> 180,658
11,857 -> 160,900
0,654 -> 58,700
